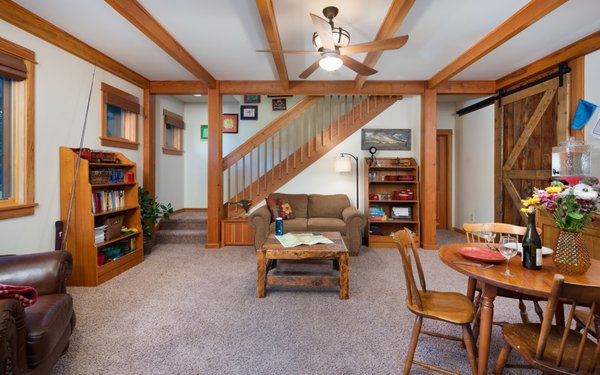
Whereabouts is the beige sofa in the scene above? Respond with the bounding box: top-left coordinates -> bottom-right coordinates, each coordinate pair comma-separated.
249,193 -> 366,255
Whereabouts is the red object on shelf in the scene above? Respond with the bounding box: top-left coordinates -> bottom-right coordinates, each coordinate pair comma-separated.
458,247 -> 505,263
97,253 -> 106,266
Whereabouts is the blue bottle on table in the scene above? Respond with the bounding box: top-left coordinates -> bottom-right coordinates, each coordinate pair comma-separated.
275,217 -> 283,235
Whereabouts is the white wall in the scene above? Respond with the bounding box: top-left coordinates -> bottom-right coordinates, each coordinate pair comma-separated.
155,96 -> 185,210
454,99 -> 495,228
585,50 -> 600,177
0,20 -> 143,255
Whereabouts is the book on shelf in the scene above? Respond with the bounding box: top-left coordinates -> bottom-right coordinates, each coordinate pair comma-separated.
94,225 -> 107,244
91,190 -> 125,213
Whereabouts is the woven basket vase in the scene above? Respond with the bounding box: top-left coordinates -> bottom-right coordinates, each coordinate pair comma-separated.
552,230 -> 591,275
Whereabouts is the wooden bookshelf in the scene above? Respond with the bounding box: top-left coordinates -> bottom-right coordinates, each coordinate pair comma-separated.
364,157 -> 420,248
59,147 -> 143,286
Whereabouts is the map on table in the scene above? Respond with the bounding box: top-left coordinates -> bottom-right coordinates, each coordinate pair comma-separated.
275,233 -> 334,248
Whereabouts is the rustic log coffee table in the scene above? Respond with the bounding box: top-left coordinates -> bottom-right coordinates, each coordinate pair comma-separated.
256,231 -> 349,299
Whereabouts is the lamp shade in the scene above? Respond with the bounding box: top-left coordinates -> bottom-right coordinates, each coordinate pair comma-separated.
319,53 -> 343,71
334,156 -> 352,172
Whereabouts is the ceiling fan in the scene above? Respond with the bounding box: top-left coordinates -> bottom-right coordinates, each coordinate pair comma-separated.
257,6 -> 408,79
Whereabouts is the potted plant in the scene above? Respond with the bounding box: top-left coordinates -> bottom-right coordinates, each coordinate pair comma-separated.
138,186 -> 173,254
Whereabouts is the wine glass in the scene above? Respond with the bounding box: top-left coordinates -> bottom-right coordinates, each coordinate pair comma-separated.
499,235 -> 518,276
479,223 -> 496,247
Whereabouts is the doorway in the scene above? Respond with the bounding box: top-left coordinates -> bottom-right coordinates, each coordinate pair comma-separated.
436,130 -> 452,229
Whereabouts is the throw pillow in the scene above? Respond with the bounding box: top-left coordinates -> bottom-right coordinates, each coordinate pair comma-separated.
265,198 -> 295,221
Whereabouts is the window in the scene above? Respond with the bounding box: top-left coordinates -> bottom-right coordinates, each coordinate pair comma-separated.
162,109 -> 184,155
100,83 -> 140,149
0,38 -> 36,219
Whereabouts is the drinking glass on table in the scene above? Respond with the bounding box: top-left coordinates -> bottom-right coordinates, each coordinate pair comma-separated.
499,235 -> 518,276
479,223 -> 496,246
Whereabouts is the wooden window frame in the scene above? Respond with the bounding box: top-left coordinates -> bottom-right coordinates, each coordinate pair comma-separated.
100,82 -> 140,150
0,37 -> 36,219
162,109 -> 184,156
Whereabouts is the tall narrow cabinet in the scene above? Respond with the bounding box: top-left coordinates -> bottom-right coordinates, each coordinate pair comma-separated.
59,147 -> 143,286
364,157 -> 420,248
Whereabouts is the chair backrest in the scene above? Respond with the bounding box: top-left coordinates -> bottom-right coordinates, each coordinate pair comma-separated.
463,222 -> 534,243
393,228 -> 426,310
535,274 -> 600,373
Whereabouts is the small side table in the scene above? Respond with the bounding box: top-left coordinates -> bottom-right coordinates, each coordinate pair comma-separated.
221,217 -> 254,247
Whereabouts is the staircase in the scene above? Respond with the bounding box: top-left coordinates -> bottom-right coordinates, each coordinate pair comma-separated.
155,211 -> 207,245
223,95 -> 400,208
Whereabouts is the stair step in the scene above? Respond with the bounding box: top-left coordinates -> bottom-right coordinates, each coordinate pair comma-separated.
155,229 -> 207,244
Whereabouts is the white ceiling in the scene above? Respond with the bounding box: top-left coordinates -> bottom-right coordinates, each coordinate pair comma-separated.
12,0 -> 600,83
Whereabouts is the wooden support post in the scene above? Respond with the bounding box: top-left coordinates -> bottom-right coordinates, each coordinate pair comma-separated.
142,89 -> 155,196
420,87 -> 437,249
568,57 -> 585,141
207,81 -> 223,248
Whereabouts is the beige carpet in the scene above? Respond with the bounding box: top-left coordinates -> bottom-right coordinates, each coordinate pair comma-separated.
52,230 -> 536,374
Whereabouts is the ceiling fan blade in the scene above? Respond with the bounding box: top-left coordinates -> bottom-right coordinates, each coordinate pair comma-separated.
310,13 -> 335,51
299,60 -> 321,79
340,55 -> 377,76
339,35 -> 409,55
256,49 -> 321,54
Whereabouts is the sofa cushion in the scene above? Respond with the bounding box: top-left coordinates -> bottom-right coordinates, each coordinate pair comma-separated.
307,217 -> 347,235
269,218 -> 308,232
265,198 -> 295,221
24,294 -> 73,367
268,193 -> 308,218
308,194 -> 350,219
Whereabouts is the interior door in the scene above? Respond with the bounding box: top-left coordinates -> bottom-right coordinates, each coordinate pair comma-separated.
495,76 -> 569,225
436,130 -> 452,229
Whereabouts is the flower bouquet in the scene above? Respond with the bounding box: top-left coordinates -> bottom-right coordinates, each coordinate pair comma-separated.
521,178 -> 600,274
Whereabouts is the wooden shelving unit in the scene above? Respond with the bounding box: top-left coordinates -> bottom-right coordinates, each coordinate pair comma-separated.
59,147 -> 143,286
364,157 -> 420,248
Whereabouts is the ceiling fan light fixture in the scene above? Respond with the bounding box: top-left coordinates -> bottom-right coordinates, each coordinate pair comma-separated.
319,53 -> 343,71
312,27 -> 350,50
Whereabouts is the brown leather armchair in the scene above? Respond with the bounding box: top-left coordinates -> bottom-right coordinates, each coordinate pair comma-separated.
0,251 -> 76,375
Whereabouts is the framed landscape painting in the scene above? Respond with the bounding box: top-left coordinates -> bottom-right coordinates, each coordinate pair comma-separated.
244,95 -> 261,103
200,124 -> 208,140
222,114 -> 238,134
361,129 -> 411,150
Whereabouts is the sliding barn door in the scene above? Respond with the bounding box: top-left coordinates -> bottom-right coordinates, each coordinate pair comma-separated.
495,77 -> 570,225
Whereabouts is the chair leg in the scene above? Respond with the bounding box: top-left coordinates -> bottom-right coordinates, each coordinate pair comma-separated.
533,301 -> 544,322
462,324 -> 478,375
518,299 -> 530,323
493,342 -> 512,375
404,316 -> 422,375
472,295 -> 482,342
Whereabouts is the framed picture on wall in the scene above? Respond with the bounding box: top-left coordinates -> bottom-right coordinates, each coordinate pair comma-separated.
272,98 -> 287,111
240,105 -> 258,120
200,124 -> 208,140
244,95 -> 261,103
361,129 -> 411,150
222,114 -> 238,134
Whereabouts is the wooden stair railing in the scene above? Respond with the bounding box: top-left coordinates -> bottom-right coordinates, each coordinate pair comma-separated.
223,95 -> 400,213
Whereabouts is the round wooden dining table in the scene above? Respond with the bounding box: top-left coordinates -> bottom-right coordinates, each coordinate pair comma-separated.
439,243 -> 600,375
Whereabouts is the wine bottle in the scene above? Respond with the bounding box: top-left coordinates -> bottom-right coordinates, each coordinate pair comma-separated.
522,209 -> 542,270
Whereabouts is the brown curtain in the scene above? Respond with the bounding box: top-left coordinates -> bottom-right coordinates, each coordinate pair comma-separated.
163,110 -> 185,129
0,51 -> 27,81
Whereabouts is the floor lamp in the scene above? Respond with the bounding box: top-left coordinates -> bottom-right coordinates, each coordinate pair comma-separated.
334,153 -> 359,209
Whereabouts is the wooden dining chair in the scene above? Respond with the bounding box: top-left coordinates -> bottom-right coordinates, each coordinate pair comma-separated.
463,222 -> 544,336
494,274 -> 600,374
393,228 -> 478,374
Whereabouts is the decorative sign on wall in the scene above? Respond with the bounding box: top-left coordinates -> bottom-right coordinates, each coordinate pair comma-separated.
361,129 -> 411,151
200,124 -> 208,140
272,98 -> 287,111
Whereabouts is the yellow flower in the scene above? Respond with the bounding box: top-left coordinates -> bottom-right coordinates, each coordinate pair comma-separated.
545,186 -> 563,193
520,207 -> 529,213
521,196 -> 540,207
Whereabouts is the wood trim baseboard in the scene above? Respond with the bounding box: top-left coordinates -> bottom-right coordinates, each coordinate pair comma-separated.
453,227 -> 466,235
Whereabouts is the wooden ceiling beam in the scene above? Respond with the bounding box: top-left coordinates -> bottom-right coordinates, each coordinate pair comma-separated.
436,80 -> 496,94
496,29 -> 600,89
105,0 -> 216,89
428,0 -> 567,89
221,80 -> 425,95
256,0 -> 289,90
149,81 -> 208,94
354,0 -> 415,89
0,0 -> 149,88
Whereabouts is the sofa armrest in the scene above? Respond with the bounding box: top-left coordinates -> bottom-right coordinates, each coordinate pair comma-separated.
0,251 -> 73,295
248,206 -> 272,249
0,299 -> 27,374
342,206 -> 366,255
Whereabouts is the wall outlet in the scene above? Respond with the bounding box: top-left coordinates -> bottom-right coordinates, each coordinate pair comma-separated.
469,213 -> 474,222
